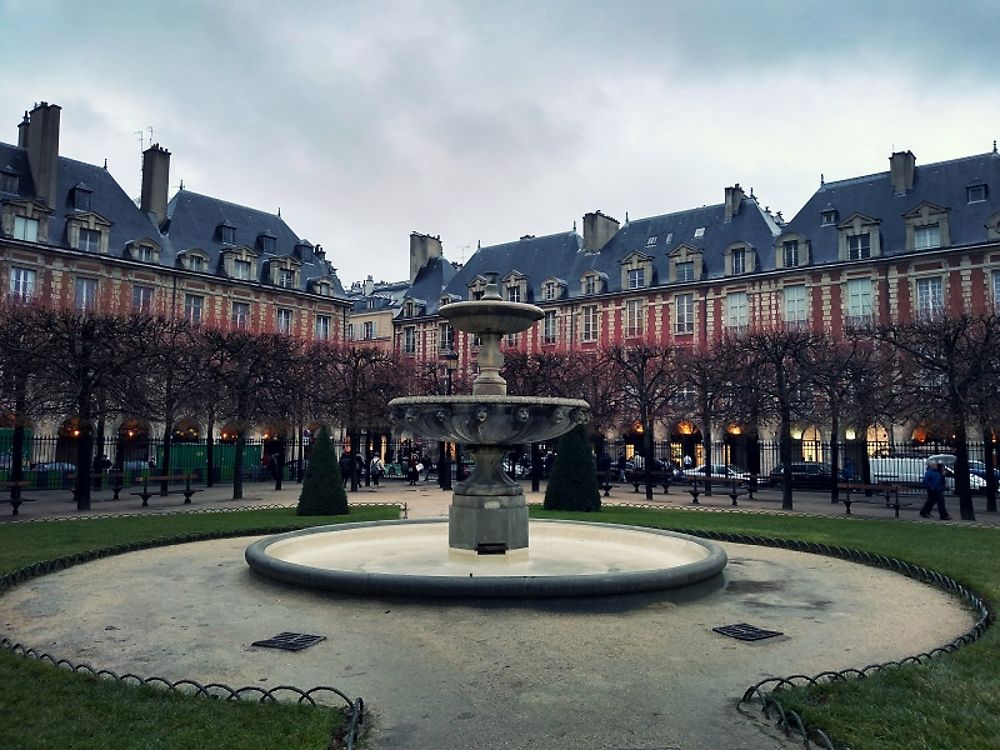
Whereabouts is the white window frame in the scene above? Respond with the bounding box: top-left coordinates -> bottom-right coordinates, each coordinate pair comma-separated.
507,286 -> 521,303
646,236 -> 657,246
403,326 -> 416,354
848,233 -> 871,260
75,277 -> 97,312
674,293 -> 694,334
438,323 -> 453,351
626,299 -> 643,337
233,259 -> 252,280
231,301 -> 251,328
13,216 -> 39,242
184,294 -> 203,324
584,276 -> 596,296
278,269 -> 295,288
277,308 -> 293,334
364,320 -> 376,340
132,285 -> 154,313
783,285 -> 807,327
914,224 -> 941,251
189,255 -> 205,272
731,248 -> 746,275
915,277 -> 944,318
78,227 -> 101,253
315,315 -> 331,340
845,279 -> 873,325
582,305 -> 598,342
543,310 -> 557,343
9,267 -> 35,301
725,291 -> 748,332
992,269 -> 1000,309
676,261 -> 695,282
782,240 -> 799,268
627,268 -> 645,290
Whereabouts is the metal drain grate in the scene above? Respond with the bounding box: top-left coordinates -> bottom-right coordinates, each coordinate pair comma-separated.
713,623 -> 783,642
251,632 -> 326,651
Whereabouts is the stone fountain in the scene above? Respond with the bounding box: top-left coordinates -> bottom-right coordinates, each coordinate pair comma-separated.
245,275 -> 727,598
388,275 -> 589,553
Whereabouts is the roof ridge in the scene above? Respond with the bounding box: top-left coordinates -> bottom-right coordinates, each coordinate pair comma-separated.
482,229 -> 578,250
624,202 -> 725,224
821,151 -> 999,190
172,189 -> 285,220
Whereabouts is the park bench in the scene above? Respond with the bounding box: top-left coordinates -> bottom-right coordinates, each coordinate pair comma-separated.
687,476 -> 750,506
624,469 -> 676,495
2,479 -> 33,515
837,481 -> 909,517
130,474 -> 201,506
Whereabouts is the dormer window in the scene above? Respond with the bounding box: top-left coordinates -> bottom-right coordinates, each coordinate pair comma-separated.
967,184 -> 987,204
628,268 -> 645,289
134,245 -> 155,263
368,298 -> 377,309
646,236 -> 657,246
848,234 -> 871,260
13,216 -> 38,242
233,259 -> 252,280
914,224 -> 941,251
837,213 -> 882,261
821,209 -> 838,226
732,247 -> 746,275
79,228 -> 100,253
218,223 -> 236,244
904,202 -> 949,252
189,255 -> 205,272
507,286 -> 521,303
278,269 -> 295,288
664,232 -> 673,245
544,282 -> 556,300
0,168 -> 18,194
584,276 -> 596,295
404,301 -> 416,317
257,232 -> 277,253
72,184 -> 92,211
783,240 -> 800,268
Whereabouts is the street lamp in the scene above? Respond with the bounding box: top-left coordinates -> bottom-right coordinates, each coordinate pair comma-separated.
440,348 -> 460,489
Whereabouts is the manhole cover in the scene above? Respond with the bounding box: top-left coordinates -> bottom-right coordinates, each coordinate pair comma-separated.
252,632 -> 326,651
712,623 -> 783,642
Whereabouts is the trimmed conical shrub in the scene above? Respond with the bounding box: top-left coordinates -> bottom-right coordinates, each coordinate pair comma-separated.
297,426 -> 349,515
544,424 -> 601,512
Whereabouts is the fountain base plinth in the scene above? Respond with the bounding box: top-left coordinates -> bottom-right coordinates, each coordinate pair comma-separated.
449,491 -> 528,551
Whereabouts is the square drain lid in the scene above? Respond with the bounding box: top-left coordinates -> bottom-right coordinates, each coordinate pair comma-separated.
713,623 -> 783,642
252,632 -> 326,651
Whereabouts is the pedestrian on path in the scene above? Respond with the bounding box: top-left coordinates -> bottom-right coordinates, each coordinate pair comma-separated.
920,460 -> 951,520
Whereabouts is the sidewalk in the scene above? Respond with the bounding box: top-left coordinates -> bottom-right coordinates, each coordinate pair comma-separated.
3,475 -> 999,526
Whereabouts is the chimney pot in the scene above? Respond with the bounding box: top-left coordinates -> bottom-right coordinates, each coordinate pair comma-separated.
724,184 -> 745,223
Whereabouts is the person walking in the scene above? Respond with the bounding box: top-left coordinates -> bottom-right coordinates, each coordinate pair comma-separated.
338,450 -> 354,489
616,453 -> 627,482
370,454 -> 384,489
920,460 -> 951,520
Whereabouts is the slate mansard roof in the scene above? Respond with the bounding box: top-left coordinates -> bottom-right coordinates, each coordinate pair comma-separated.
441,197 -> 781,304
0,140 -> 347,299
784,150 -> 1000,262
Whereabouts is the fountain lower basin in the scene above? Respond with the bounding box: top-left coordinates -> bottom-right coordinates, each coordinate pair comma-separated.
245,519 -> 728,598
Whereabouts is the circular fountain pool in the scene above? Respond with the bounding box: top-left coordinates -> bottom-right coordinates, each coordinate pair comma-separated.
245,519 -> 727,598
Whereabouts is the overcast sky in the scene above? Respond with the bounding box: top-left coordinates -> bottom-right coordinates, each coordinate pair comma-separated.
2,0 -> 998,286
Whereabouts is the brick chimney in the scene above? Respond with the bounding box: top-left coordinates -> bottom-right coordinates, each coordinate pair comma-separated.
409,232 -> 442,284
23,102 -> 61,207
582,210 -> 619,252
140,144 -> 171,228
17,111 -> 29,148
889,150 -> 915,195
724,183 -> 745,222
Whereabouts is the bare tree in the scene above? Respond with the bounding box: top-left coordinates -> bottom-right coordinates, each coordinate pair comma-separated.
676,342 -> 729,496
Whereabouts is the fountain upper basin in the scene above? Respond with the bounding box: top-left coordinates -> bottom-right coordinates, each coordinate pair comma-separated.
440,300 -> 543,334
389,395 -> 590,444
245,519 -> 728,598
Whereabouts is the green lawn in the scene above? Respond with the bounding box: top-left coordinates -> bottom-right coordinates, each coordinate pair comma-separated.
0,505 -> 995,750
533,506 -> 1000,750
0,505 -> 399,750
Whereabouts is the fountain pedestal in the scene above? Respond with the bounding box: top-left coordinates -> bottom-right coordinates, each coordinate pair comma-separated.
449,445 -> 527,551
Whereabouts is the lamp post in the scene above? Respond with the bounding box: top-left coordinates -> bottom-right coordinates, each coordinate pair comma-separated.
440,348 -> 460,489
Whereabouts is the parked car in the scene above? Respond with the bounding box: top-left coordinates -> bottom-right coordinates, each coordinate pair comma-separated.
29,461 -> 77,472
683,464 -> 750,480
967,460 -> 1000,482
926,454 -> 989,492
767,462 -> 835,490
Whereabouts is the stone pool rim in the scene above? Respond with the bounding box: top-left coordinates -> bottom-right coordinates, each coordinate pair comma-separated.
244,517 -> 728,599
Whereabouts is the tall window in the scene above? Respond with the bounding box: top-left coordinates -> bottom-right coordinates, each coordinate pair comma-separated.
13,216 -> 38,242
278,269 -> 295,288
628,268 -> 645,289
676,261 -> 695,282
584,276 -> 596,295
134,245 -> 154,262
9,267 -> 35,301
782,240 -> 799,268
78,228 -> 100,253
189,255 -> 205,272
845,279 -> 873,325
916,277 -> 943,318
75,278 -> 97,312
315,314 -> 331,340
233,259 -> 252,280
439,323 -> 454,351
725,291 -> 748,332
582,305 -> 598,342
347,323 -> 355,340
848,233 -> 871,260
544,282 -> 556,300
277,308 -> 293,334
507,286 -> 521,303
231,301 -> 251,328
132,285 -> 154,313
914,224 -> 941,250
626,299 -> 643,337
731,248 -> 746,275
993,270 -> 1000,308
543,310 -> 557,343
783,285 -> 807,327
364,321 -> 376,339
403,327 -> 416,354
674,293 -> 694,334
185,294 -> 203,324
